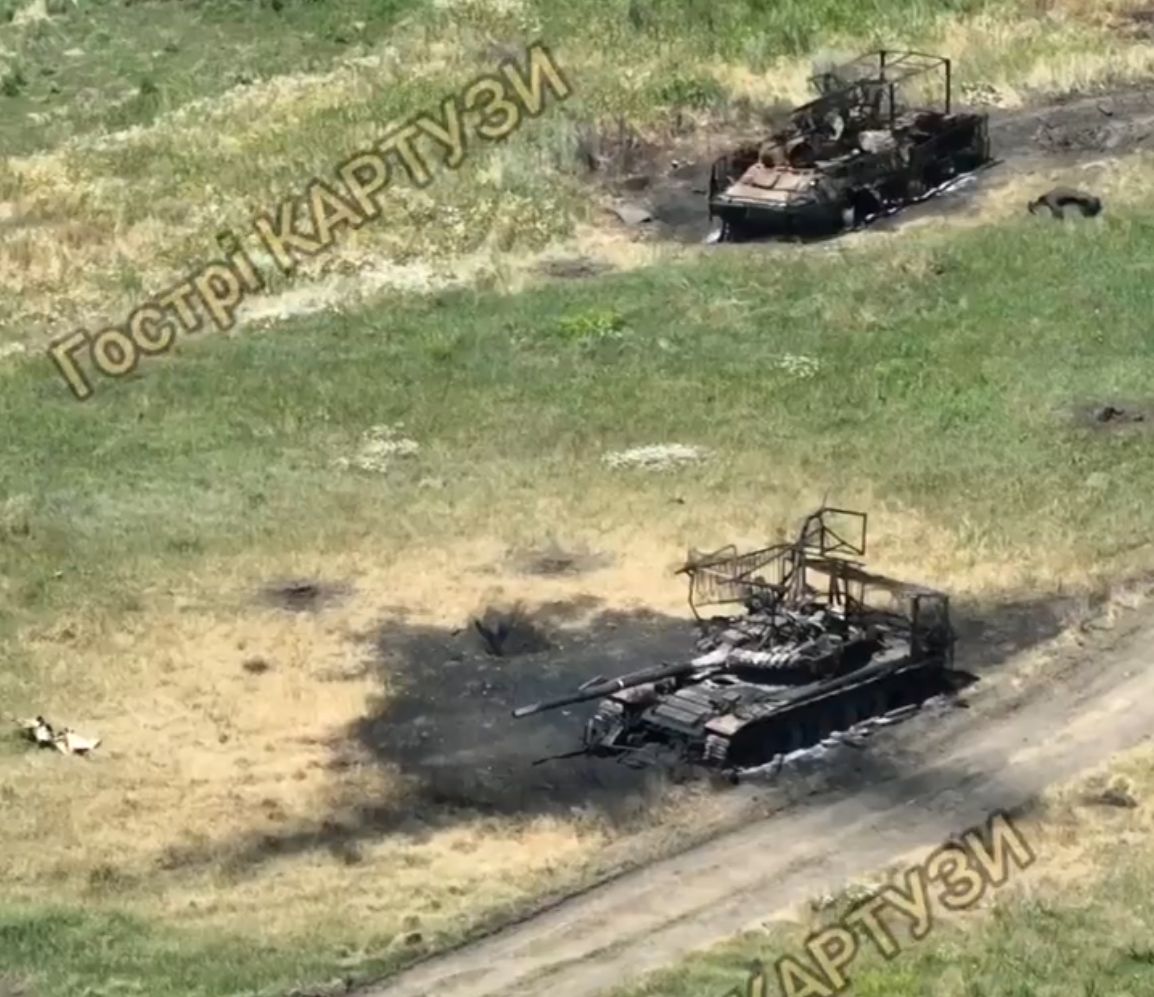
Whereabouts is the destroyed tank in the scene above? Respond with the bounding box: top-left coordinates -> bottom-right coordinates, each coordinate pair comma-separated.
512,508 -> 955,772
708,50 -> 992,241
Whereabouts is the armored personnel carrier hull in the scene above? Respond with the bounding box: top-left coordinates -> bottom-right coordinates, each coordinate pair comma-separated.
708,51 -> 992,242
513,508 -> 956,773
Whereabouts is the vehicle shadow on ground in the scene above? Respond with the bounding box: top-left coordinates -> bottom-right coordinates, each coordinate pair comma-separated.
215,588 -> 1085,872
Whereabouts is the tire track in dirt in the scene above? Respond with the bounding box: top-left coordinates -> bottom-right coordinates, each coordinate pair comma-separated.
361,600 -> 1154,997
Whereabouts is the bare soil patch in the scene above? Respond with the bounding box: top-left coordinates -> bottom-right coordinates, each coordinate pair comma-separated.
262,579 -> 353,613
1113,2 -> 1154,37
534,257 -> 615,280
1073,399 -> 1154,433
506,541 -> 615,578
263,601 -> 694,847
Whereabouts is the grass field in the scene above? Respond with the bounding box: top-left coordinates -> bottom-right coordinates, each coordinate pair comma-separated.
5,172 -> 1154,995
5,0 -> 1154,993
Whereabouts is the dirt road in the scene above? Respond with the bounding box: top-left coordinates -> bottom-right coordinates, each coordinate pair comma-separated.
362,597 -> 1154,997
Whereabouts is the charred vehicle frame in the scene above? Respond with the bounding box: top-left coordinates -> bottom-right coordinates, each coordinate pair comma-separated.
708,50 -> 992,241
513,507 -> 958,775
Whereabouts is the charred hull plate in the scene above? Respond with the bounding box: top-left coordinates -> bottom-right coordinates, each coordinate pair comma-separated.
701,658 -> 951,769
711,198 -> 848,239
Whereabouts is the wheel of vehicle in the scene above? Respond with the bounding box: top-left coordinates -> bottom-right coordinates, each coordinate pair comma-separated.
922,164 -> 946,192
842,698 -> 862,728
849,188 -> 883,227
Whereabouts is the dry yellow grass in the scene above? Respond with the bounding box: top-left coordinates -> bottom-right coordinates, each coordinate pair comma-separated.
3,475 -> 1143,953
1,520 -> 735,948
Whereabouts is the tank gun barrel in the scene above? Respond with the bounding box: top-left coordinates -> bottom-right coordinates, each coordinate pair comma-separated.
511,660 -> 699,719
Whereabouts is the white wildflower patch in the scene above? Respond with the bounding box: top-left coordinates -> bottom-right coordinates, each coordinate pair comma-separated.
333,424 -> 420,475
774,353 -> 821,379
431,0 -> 530,18
602,444 -> 711,471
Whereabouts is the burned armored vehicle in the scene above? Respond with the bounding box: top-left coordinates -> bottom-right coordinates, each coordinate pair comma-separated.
708,50 -> 992,241
513,508 -> 956,772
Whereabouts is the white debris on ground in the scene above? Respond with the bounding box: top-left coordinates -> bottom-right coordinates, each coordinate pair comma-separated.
333,424 -> 419,474
12,0 -> 50,26
602,444 -> 711,471
0,343 -> 26,361
735,696 -> 953,784
15,716 -> 101,755
773,353 -> 821,379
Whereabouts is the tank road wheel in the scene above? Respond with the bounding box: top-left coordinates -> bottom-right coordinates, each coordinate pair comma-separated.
923,162 -> 949,193
871,688 -> 891,716
783,721 -> 803,753
907,177 -> 929,202
842,698 -> 863,729
707,767 -> 742,789
953,138 -> 987,176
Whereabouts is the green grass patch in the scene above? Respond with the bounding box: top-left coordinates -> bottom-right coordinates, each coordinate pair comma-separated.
0,0 -> 420,157
0,905 -> 395,997
1,205 -> 1151,641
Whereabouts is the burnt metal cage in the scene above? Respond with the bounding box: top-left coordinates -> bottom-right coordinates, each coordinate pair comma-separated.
678,507 -> 868,619
804,50 -> 954,123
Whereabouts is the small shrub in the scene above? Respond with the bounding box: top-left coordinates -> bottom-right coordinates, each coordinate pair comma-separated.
0,67 -> 26,98
654,74 -> 726,110
554,308 -> 628,342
